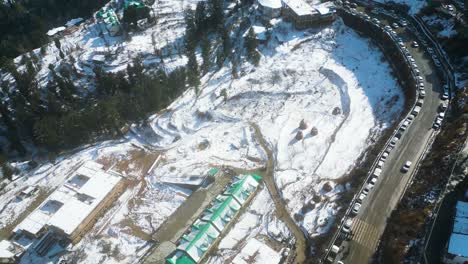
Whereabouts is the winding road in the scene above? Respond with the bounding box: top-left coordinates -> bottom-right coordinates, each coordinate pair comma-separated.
325,3 -> 448,264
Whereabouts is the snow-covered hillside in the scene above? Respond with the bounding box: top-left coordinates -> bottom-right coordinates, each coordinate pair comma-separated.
0,0 -> 405,263
138,19 -> 404,237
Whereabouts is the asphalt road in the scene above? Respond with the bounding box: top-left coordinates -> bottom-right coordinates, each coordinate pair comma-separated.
334,9 -> 445,264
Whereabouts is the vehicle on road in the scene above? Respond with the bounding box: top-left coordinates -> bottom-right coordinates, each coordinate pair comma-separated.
412,106 -> 421,116
352,202 -> 362,215
342,218 -> 353,234
401,161 -> 412,173
357,192 -> 367,203
433,118 -> 442,130
441,92 -> 449,100
400,120 -> 410,131
381,151 -> 389,161
407,114 -> 416,121
419,90 -> 426,98
411,41 -> 419,48
439,103 -> 447,112
416,99 -> 424,107
364,183 -> 374,193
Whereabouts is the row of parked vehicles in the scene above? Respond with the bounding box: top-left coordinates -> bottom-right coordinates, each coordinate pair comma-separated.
337,7 -> 422,244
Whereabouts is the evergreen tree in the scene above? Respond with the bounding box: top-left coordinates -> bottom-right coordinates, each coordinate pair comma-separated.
186,50 -> 200,89
245,27 -> 260,66
201,36 -> 211,74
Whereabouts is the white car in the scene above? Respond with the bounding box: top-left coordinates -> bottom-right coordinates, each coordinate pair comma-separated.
342,218 -> 353,233
401,161 -> 412,173
416,99 -> 424,107
364,182 -> 374,193
400,19 -> 408,27
357,192 -> 367,203
411,41 -> 419,48
389,137 -> 399,147
417,76 -> 424,82
352,202 -> 362,215
441,92 -> 449,100
392,22 -> 399,28
419,90 -> 426,98
433,118 -> 442,129
377,160 -> 385,168
370,176 -> 378,185
384,25 -> 392,31
381,151 -> 389,161
438,112 -> 445,119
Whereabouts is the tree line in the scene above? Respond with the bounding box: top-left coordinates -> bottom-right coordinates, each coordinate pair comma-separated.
0,0 -> 108,65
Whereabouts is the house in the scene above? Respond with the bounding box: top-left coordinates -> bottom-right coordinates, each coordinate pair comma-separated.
257,0 -> 282,18
0,240 -> 23,263
443,200 -> 468,264
281,0 -> 336,29
0,161 -> 125,261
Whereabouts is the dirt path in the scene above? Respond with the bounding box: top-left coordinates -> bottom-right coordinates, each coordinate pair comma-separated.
250,123 -> 309,264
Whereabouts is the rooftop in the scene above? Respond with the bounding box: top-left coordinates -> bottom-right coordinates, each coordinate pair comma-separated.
282,0 -> 314,16
14,161 -> 122,237
448,201 -> 468,257
258,0 -> 282,9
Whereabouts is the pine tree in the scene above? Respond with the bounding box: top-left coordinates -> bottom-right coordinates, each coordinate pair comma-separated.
201,36 -> 211,74
186,49 -> 200,89
245,27 -> 260,66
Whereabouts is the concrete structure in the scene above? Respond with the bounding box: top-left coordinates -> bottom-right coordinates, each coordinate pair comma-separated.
258,0 -> 282,18
281,0 -> 336,29
0,161 -> 125,261
443,200 -> 468,264
166,174 -> 262,264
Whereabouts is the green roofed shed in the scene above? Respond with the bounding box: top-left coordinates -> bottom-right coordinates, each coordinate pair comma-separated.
201,194 -> 241,232
224,174 -> 262,205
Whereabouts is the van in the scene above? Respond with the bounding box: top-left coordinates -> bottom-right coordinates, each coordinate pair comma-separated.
373,168 -> 382,177
412,106 -> 421,116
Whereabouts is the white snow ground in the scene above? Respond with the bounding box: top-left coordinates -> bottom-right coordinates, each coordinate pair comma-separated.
0,2 -> 405,263
138,19 -> 404,236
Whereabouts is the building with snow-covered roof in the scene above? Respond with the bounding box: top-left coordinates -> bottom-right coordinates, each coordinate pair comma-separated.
12,161 -> 124,248
443,200 -> 468,264
166,173 -> 262,264
281,0 -> 336,29
258,0 -> 282,18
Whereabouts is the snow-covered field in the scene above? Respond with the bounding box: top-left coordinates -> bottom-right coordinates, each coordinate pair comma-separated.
0,0 -> 406,262
137,19 -> 404,237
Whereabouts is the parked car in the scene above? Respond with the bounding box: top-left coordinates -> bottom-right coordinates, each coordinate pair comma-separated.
364,183 -> 374,193
390,136 -> 399,147
434,59 -> 441,67
357,192 -> 367,203
401,161 -> 412,173
427,47 -> 434,53
419,90 -> 426,98
400,19 -> 408,27
370,176 -> 378,185
411,41 -> 419,48
392,22 -> 399,28
377,160 -> 385,168
439,103 -> 447,112
433,118 -> 442,129
416,99 -> 424,107
352,202 -> 362,215
438,112 -> 445,119
412,106 -> 421,116
342,218 -> 353,234
441,92 -> 449,100
384,25 -> 391,31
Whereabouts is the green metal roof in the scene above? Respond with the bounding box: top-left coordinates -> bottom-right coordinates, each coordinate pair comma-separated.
124,0 -> 145,9
166,251 -> 196,264
207,168 -> 220,176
